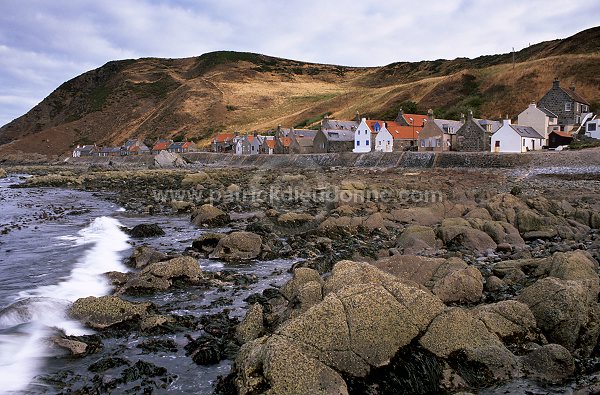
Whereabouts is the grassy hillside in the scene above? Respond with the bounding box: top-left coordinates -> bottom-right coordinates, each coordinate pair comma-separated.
1,27 -> 599,159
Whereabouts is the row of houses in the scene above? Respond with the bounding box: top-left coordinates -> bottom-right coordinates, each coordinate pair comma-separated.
213,79 -> 596,155
73,139 -> 197,158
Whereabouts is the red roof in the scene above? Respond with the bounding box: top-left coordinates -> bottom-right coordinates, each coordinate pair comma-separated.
550,130 -> 573,138
402,114 -> 429,127
266,139 -> 276,149
366,120 -> 421,139
279,137 -> 292,147
152,141 -> 171,151
213,133 -> 235,143
181,142 -> 194,149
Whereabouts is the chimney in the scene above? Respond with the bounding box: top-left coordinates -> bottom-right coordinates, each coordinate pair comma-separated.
552,78 -> 560,89
253,131 -> 258,137
395,107 -> 404,123
467,110 -> 473,121
361,117 -> 366,123
427,109 -> 434,120
529,102 -> 536,108
570,84 -> 576,92
234,131 -> 239,137
355,111 -> 361,122
460,113 -> 466,123
502,119 -> 511,127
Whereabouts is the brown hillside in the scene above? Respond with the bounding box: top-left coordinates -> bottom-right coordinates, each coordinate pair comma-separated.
1,27 -> 599,159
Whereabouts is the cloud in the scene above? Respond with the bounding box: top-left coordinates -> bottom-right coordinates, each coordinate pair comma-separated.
0,0 -> 598,126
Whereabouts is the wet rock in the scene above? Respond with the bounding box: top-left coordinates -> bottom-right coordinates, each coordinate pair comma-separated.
485,275 -> 506,292
127,245 -> 167,269
170,200 -> 194,213
236,303 -> 264,344
52,337 -> 89,356
88,356 -> 129,373
192,232 -> 226,254
185,335 -> 223,365
209,231 -> 262,262
124,223 -> 165,238
191,204 -> 230,227
276,212 -> 315,228
122,256 -> 202,294
521,344 -> 575,383
140,315 -> 174,331
70,296 -> 152,329
137,338 -> 178,354
452,345 -> 517,386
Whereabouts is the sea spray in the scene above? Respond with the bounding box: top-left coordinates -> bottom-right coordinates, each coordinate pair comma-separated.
0,216 -> 130,393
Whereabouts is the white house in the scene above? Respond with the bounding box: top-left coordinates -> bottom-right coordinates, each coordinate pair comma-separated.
353,118 -> 372,153
374,124 -> 393,152
517,103 -> 558,143
491,120 -> 545,153
586,118 -> 600,139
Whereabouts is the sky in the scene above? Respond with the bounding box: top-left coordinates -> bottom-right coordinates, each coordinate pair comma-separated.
1,0 -> 598,127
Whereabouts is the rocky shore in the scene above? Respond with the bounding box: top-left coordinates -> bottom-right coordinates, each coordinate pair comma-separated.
6,161 -> 600,393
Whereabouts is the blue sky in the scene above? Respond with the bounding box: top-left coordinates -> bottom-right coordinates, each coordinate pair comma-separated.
1,0 -> 598,127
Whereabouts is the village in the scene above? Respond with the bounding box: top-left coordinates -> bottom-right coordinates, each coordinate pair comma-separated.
74,79 -> 599,158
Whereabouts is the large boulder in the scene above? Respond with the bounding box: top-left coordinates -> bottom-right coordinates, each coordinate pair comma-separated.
234,261 -> 445,392
70,296 -> 151,329
396,225 -> 439,254
521,344 -> 575,383
127,245 -> 167,269
235,335 -> 348,395
547,250 -> 599,281
518,277 -> 600,355
191,204 -> 230,227
209,231 -> 262,262
181,171 -> 209,187
473,300 -> 540,344
373,255 -> 483,304
236,303 -> 264,344
484,193 -> 529,224
192,232 -> 226,254
153,150 -> 186,168
125,223 -> 165,238
437,224 -> 497,254
122,256 -> 202,294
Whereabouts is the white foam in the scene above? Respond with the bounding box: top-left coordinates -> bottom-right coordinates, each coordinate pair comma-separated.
0,216 -> 131,394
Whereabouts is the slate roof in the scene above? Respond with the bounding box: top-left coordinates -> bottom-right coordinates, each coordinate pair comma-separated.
100,147 -> 121,154
561,87 -> 590,106
292,129 -> 317,138
510,125 -> 545,139
324,130 -> 355,141
434,119 -> 463,134
322,119 -> 358,131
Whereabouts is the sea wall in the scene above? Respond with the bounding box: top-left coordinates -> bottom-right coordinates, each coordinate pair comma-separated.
63,149 -> 600,169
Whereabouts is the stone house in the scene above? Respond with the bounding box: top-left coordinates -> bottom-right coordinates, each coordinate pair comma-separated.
211,133 -> 237,152
236,134 -> 262,155
312,130 -> 354,153
152,139 -> 173,154
259,137 -> 275,154
274,136 -> 292,154
72,144 -> 97,157
490,120 -> 544,153
98,147 -> 121,157
418,110 -> 455,152
538,79 -> 591,130
121,140 -> 150,156
454,111 -> 493,152
168,141 -> 196,153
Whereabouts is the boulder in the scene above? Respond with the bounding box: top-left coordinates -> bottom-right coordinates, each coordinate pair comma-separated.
374,255 -> 483,304
0,168 -> 6,178
181,171 -> 209,187
464,207 -> 493,220
521,344 -> 575,383
396,225 -> 438,254
547,250 -> 599,281
473,300 -> 540,343
153,150 -> 186,168
191,204 -> 230,227
516,209 -> 544,233
485,193 -> 529,224
431,266 -> 483,304
170,200 -> 194,213
192,232 -> 226,254
70,296 -> 151,329
518,277 -> 599,355
281,268 -> 323,301
437,225 -> 497,254
127,245 -> 167,269
122,256 -> 201,293
126,223 -> 165,238
236,304 -> 264,344
479,221 -> 525,246
277,212 -> 315,228
389,207 -> 443,226
209,231 -> 262,262
52,337 -> 89,356
419,308 -> 506,358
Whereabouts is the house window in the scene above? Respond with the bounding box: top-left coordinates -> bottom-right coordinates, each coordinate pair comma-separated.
523,139 -> 526,146
565,102 -> 572,112
357,141 -> 360,146
575,103 -> 580,113
589,123 -> 597,131
366,140 -> 369,146
583,105 -> 588,112
378,141 -> 381,145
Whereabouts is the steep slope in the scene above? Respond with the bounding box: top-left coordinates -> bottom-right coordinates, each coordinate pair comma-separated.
1,27 -> 599,158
